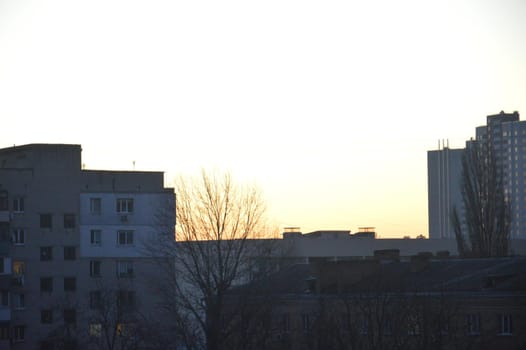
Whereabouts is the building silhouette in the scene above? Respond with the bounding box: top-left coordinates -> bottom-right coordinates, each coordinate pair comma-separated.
428,111 -> 526,239
0,144 -> 175,349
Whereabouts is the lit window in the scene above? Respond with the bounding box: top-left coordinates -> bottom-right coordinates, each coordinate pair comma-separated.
116,198 -> 134,213
13,261 -> 25,275
117,230 -> 134,246
89,323 -> 102,337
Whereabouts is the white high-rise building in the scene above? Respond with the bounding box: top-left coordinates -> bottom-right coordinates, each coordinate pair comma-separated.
428,111 -> 526,239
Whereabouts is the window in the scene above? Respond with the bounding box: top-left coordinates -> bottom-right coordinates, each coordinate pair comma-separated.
90,260 -> 101,277
64,277 -> 76,292
40,246 -> 53,261
466,314 -> 480,335
40,213 -> 52,229
0,325 -> 8,340
117,290 -> 136,309
1,290 -> 8,306
64,308 -> 76,325
90,198 -> 101,214
302,314 -> 312,332
498,314 -> 513,335
13,261 -> 25,275
13,325 -> 25,342
12,228 -> 25,245
117,261 -> 134,278
41,309 -> 53,324
63,213 -> 75,229
280,314 -> 290,332
90,229 -> 102,246
13,197 -> 25,212
117,323 -> 133,337
89,323 -> 102,337
0,192 -> 7,210
116,198 -> 134,213
117,230 -> 134,246
90,291 -> 102,309
13,293 -> 25,309
64,246 -> 76,260
359,317 -> 369,335
40,277 -> 53,293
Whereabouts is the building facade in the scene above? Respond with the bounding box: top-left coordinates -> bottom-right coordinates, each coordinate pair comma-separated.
428,111 -> 526,239
427,145 -> 464,239
0,144 -> 175,349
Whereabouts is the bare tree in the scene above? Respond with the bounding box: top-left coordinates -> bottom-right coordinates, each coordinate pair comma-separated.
452,140 -> 510,257
148,169 -> 273,350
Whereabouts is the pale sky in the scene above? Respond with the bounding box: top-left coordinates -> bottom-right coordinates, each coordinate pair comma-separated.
1,0 -> 525,237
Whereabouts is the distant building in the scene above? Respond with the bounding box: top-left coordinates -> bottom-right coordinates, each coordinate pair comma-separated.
427,145 -> 464,239
224,256 -> 526,350
428,111 -> 526,239
0,144 -> 175,349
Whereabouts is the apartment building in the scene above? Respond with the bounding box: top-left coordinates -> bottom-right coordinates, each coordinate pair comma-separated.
428,111 -> 526,239
0,144 -> 175,349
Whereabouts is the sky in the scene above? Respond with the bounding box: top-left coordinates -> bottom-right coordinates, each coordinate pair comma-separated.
1,0 -> 525,237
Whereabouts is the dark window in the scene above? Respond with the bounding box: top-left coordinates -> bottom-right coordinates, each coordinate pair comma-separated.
90,291 -> 102,309
0,325 -> 9,340
64,246 -> 76,260
12,228 -> 25,245
90,229 -> 101,245
40,277 -> 53,293
466,314 -> 480,335
40,214 -> 52,229
117,230 -> 134,246
498,314 -> 513,335
90,260 -> 101,277
40,246 -> 53,261
64,308 -> 76,325
0,191 -> 7,210
116,261 -> 134,278
116,198 -> 134,213
117,290 -> 136,309
1,290 -> 8,306
13,197 -> 24,212
64,277 -> 76,292
90,198 -> 101,214
41,309 -> 53,324
64,214 -> 75,229
13,325 -> 25,342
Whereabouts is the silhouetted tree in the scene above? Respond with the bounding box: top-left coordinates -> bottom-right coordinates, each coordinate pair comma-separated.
147,170 -> 275,350
452,140 -> 510,257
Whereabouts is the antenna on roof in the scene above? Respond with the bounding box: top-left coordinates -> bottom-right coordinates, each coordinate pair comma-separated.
133,161 -> 135,170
